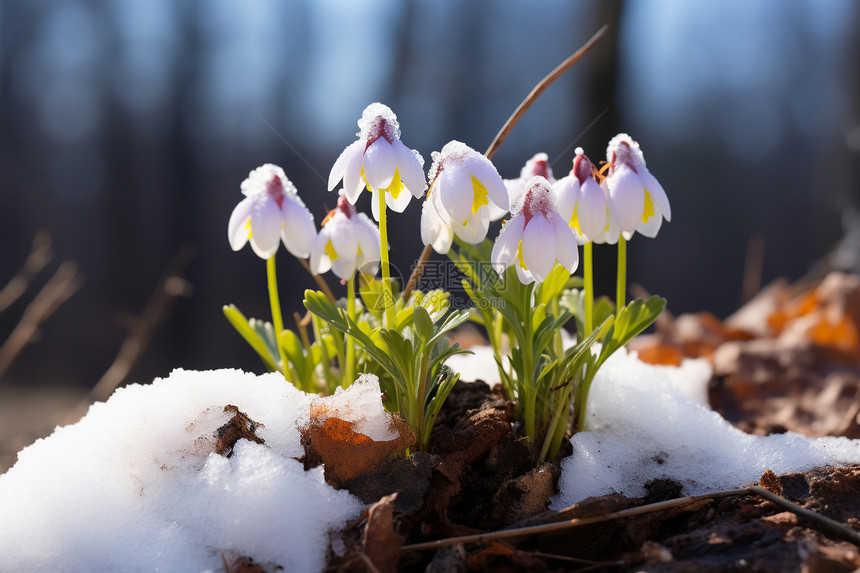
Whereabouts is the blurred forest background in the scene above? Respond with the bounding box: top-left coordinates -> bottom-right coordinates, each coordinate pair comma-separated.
0,0 -> 858,393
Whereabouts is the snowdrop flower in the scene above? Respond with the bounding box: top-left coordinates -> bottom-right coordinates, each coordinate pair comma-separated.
555,148 -> 618,245
494,152 -> 556,221
420,181 -> 489,254
492,176 -> 578,284
228,164 -> 316,259
328,103 -> 426,218
310,194 -> 381,280
603,134 -> 671,238
426,140 -> 508,228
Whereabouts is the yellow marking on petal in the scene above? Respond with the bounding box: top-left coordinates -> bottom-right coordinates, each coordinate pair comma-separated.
517,240 -> 528,270
470,175 -> 489,214
324,240 -> 339,262
641,191 -> 655,223
383,168 -> 404,199
244,218 -> 253,239
568,203 -> 581,232
360,166 -> 369,189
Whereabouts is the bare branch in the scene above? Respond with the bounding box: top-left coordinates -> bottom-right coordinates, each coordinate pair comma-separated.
86,244 -> 196,404
0,261 -> 83,379
0,232 -> 53,314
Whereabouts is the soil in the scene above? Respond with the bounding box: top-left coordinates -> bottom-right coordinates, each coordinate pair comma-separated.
319,271 -> 860,573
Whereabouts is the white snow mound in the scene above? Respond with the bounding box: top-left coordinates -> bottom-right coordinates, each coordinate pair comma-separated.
0,368 -> 363,573
552,349 -> 860,509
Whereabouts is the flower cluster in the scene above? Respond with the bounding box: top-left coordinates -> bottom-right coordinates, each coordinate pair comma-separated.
223,100 -> 673,460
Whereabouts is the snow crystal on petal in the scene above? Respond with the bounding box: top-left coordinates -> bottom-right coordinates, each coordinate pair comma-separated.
358,102 -> 400,144
606,133 -> 646,173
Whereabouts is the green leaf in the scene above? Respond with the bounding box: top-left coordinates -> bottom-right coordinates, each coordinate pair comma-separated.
536,264 -> 571,306
413,305 -> 434,342
598,296 -> 666,367
222,304 -> 278,372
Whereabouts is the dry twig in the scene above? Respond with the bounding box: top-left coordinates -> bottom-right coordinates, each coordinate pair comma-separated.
0,232 -> 53,314
401,485 -> 860,552
0,261 -> 82,380
85,244 -> 195,404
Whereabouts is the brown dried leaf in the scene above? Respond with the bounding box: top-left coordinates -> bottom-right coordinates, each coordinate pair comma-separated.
303,415 -> 414,488
215,405 -> 265,458
362,493 -> 406,573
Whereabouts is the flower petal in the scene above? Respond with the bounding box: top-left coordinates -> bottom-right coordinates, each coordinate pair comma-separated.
310,230 -> 331,275
553,175 -> 579,224
439,167 -> 472,227
330,219 -> 358,260
385,184 -> 413,213
330,140 -> 359,192
363,139 -> 396,190
249,197 -> 283,259
281,197 -> 316,259
641,168 -> 671,222
392,140 -> 426,199
455,206 -> 490,244
331,258 -> 357,281
491,214 -> 525,274
606,165 -> 645,233
578,178 -> 609,242
522,214 -> 556,283
421,200 -> 454,255
370,189 -> 380,221
227,197 -> 254,251
355,214 -> 381,267
637,208 -> 663,238
339,141 -> 365,202
470,156 -> 508,211
515,263 -> 535,285
551,213 -> 579,273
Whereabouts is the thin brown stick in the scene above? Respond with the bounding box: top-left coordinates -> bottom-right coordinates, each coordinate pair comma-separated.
748,485 -> 860,546
85,245 -> 195,404
297,257 -> 337,302
401,26 -> 609,299
0,232 -> 53,314
483,25 -> 609,161
0,261 -> 82,380
400,242 -> 433,301
401,485 -> 860,552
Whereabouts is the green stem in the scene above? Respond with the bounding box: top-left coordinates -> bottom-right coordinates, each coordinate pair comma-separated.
522,284 -> 536,443
377,190 -> 396,329
584,241 -> 594,335
539,382 -> 573,462
266,256 -> 289,376
416,352 -> 431,450
344,274 -> 357,389
311,314 -> 336,393
616,236 -> 627,315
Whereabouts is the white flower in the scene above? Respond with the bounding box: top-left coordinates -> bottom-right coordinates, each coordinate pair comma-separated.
328,103 -> 426,219
604,134 -> 671,238
228,164 -> 316,259
491,176 -> 579,284
310,194 -> 381,280
427,141 -> 509,228
554,149 -> 618,245
420,182 -> 489,255
494,152 -> 557,221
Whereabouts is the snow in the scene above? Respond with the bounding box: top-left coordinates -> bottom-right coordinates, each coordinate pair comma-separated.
0,368 -> 363,573
311,373 -> 398,441
7,347 -> 860,570
553,349 -> 860,508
